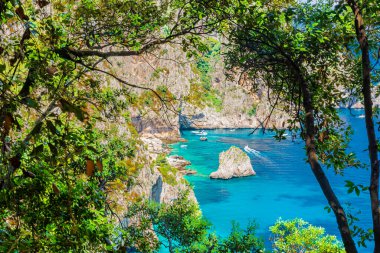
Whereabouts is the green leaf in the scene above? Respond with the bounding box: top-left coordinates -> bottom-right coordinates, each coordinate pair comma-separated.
59,99 -> 86,121
31,144 -> 44,156
355,187 -> 360,196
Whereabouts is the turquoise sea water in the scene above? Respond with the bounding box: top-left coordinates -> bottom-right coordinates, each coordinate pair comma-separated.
169,109 -> 376,252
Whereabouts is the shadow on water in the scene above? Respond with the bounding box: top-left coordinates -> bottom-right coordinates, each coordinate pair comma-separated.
275,194 -> 326,207
193,182 -> 231,205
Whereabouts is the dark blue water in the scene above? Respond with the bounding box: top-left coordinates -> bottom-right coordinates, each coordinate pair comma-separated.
169,109 -> 376,252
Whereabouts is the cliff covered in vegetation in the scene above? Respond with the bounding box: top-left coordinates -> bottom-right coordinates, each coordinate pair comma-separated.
1,0 -> 379,252
107,41 -> 290,141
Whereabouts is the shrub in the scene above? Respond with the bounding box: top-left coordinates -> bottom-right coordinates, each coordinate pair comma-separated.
270,218 -> 345,253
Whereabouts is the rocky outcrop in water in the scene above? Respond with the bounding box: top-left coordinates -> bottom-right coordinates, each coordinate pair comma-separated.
167,155 -> 196,175
132,137 -> 196,203
167,155 -> 191,169
210,146 -> 255,179
108,136 -> 197,220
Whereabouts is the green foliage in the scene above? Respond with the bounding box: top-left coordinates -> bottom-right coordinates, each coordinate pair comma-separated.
270,218 -> 345,253
155,154 -> 178,186
217,221 -> 264,253
124,192 -> 264,253
151,68 -> 170,81
272,128 -> 287,141
1,0 -> 377,252
188,221 -> 264,253
122,191 -> 209,253
345,180 -> 369,196
342,202 -> 375,248
185,82 -> 223,112
194,39 -> 221,90
186,38 -> 223,112
223,2 -> 373,249
0,0 -> 227,251
154,191 -> 210,252
134,85 -> 176,115
247,104 -> 258,117
0,115 -> 138,251
204,90 -> 223,112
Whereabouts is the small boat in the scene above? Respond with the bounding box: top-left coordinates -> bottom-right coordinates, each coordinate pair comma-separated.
200,137 -> 208,141
358,115 -> 365,118
180,145 -> 188,148
270,133 -> 288,138
192,130 -> 207,136
229,129 -> 236,132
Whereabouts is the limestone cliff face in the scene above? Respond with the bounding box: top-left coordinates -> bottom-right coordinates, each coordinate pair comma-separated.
104,42 -> 288,140
102,39 -> 379,141
179,88 -> 257,129
179,87 -> 289,130
130,137 -> 195,204
108,136 -> 196,220
342,86 -> 380,109
210,146 -> 255,179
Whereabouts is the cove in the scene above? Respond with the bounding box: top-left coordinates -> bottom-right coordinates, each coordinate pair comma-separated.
169,109 -> 374,252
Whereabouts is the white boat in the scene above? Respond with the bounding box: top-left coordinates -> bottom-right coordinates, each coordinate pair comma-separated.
358,115 -> 365,118
180,145 -> 188,148
271,133 -> 288,138
192,130 -> 207,136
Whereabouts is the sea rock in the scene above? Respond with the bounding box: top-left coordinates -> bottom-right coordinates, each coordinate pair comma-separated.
351,102 -> 364,109
179,169 -> 197,175
133,164 -> 195,203
210,146 -> 255,179
167,155 -> 197,175
167,155 -> 191,170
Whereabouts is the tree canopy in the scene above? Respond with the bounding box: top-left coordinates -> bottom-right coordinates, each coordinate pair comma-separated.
1,0 -> 380,252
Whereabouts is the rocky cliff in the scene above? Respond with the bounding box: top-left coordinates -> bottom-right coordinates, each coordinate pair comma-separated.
104,41 -> 288,141
131,137 -> 196,204
95,115 -> 195,221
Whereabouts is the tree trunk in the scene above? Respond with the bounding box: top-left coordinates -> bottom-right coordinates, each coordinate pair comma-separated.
298,72 -> 358,253
346,1 -> 380,251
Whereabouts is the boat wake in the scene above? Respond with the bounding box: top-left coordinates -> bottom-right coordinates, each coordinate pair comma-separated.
244,145 -> 263,158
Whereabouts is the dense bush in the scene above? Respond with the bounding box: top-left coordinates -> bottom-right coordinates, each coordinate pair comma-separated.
270,218 -> 345,253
